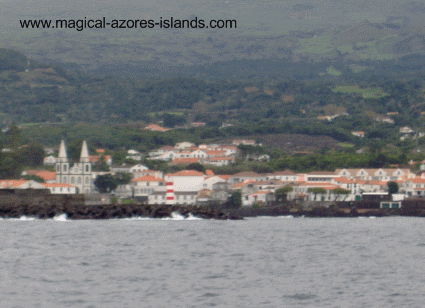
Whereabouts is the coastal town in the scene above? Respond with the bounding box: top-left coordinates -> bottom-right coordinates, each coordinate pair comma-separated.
1,135 -> 425,210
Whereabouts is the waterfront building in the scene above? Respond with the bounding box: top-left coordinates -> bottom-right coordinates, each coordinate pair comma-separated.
55,140 -> 93,194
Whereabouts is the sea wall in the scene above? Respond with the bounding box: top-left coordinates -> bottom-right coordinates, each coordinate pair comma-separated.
0,202 -> 242,220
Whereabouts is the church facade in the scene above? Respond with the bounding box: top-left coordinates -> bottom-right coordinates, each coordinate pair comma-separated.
55,140 -> 93,194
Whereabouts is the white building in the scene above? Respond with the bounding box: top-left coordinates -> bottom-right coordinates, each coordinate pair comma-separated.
55,140 -> 93,194
41,183 -> 77,194
165,170 -> 205,192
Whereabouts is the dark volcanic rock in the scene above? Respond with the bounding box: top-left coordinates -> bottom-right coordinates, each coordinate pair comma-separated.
0,202 -> 242,220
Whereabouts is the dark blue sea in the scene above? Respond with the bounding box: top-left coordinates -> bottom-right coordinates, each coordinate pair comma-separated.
1,215 -> 425,307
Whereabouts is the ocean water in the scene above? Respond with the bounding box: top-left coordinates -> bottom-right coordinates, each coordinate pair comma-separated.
1,216 -> 425,308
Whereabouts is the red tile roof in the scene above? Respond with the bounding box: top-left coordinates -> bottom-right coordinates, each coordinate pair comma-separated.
132,175 -> 164,182
24,170 -> 56,181
0,180 -> 29,187
145,124 -> 170,132
172,158 -> 200,165
205,169 -> 214,176
168,170 -> 204,177
41,183 -> 74,187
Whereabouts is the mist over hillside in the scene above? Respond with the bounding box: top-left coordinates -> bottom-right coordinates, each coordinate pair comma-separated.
3,0 -> 425,79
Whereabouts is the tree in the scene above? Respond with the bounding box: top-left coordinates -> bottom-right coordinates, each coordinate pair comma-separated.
387,181 -> 399,195
187,162 -> 205,173
22,174 -> 45,183
114,172 -> 133,185
17,143 -> 45,167
307,187 -> 327,194
0,155 -> 22,179
228,191 -> 242,208
332,188 -> 350,201
307,187 -> 327,201
5,124 -> 22,149
275,186 -> 293,202
92,155 -> 110,172
94,174 -> 118,193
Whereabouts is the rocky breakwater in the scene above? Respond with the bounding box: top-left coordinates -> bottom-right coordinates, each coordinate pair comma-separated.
0,203 -> 243,220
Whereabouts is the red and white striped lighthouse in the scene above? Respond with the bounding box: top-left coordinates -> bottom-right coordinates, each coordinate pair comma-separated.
166,181 -> 175,205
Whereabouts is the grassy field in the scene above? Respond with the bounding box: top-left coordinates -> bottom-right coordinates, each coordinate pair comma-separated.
332,85 -> 388,99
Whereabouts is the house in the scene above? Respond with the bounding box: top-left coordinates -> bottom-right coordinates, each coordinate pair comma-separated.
148,146 -> 175,157
126,149 -> 142,161
190,149 -> 208,159
41,183 -> 77,194
165,170 -> 205,192
305,171 -> 338,182
205,157 -> 234,166
145,124 -> 170,132
110,165 -> 132,173
376,116 -> 394,124
147,151 -> 176,161
243,190 -> 275,207
89,155 -> 112,165
175,142 -> 196,149
197,189 -> 212,205
405,178 -> 425,197
133,169 -> 163,179
132,175 -> 165,201
400,126 -> 414,134
191,122 -> 206,127
229,172 -> 266,185
43,156 -> 57,165
129,164 -> 149,173
211,181 -> 230,202
148,191 -> 198,205
0,180 -> 45,190
335,168 -> 414,181
232,140 -> 257,146
22,170 -> 57,183
172,158 -> 200,165
351,131 -> 365,138
266,170 -> 299,182
44,147 -> 55,155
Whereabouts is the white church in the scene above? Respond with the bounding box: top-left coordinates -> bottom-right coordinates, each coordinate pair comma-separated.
55,140 -> 93,194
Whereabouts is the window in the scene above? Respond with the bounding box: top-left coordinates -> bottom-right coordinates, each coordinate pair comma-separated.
85,177 -> 89,184
78,177 -> 81,184
63,176 -> 67,183
71,177 -> 74,184
56,165 -> 60,172
85,165 -> 89,172
63,165 -> 67,172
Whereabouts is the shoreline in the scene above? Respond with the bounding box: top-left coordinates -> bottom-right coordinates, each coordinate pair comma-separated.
1,202 -> 425,220
0,203 -> 243,220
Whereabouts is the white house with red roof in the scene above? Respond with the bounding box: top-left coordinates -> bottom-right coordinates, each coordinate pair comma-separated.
132,175 -> 165,199
145,124 -> 170,132
205,156 -> 234,166
22,170 -> 57,183
229,172 -> 267,185
165,170 -> 205,192
266,170 -> 299,182
0,180 -> 45,189
243,190 -> 275,206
